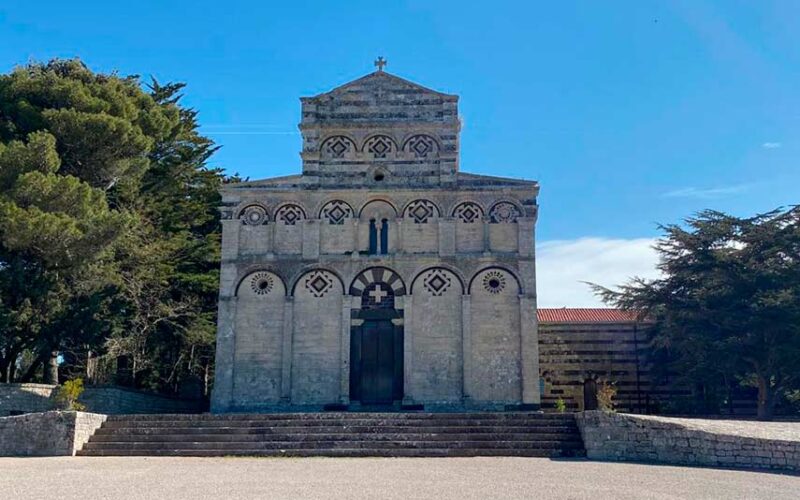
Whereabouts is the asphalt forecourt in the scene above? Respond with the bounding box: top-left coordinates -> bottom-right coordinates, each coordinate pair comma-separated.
2,456 -> 799,500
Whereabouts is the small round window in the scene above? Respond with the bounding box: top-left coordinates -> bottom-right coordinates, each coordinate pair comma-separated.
482,271 -> 507,294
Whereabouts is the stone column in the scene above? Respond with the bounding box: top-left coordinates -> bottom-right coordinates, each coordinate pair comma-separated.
519,295 -> 540,406
210,297 -> 237,413
438,217 -> 456,257
482,218 -> 491,254
351,219 -> 360,258
395,217 -> 404,254
220,219 -> 240,260
518,217 -> 535,257
401,295 -> 413,404
461,294 -> 472,404
339,298 -> 352,404
302,219 -> 320,260
280,297 -> 294,402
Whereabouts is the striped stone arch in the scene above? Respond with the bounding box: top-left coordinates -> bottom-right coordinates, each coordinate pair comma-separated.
349,267 -> 406,297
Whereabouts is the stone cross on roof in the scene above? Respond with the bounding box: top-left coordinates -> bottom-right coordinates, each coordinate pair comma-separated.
374,56 -> 387,72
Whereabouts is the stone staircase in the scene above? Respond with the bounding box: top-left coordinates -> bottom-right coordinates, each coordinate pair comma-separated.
77,412 -> 585,457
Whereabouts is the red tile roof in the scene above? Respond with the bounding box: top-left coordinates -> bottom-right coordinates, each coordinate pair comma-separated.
537,308 -> 642,324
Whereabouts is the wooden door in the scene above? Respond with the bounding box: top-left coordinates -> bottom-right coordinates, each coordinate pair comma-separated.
360,319 -> 395,404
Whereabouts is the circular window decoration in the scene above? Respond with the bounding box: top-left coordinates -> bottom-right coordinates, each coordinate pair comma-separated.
250,272 -> 275,296
482,270 -> 507,294
489,201 -> 521,224
240,205 -> 268,226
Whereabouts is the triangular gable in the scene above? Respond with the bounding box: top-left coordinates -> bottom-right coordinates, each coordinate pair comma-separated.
306,71 -> 457,101
457,172 -> 538,187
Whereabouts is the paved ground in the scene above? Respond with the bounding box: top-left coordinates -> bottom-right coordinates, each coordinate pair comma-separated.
628,414 -> 800,441
2,457 -> 799,499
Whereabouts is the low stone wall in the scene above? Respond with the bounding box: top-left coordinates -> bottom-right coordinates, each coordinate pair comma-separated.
576,411 -> 800,472
79,386 -> 204,414
0,411 -> 106,456
0,383 -> 203,416
0,383 -> 55,415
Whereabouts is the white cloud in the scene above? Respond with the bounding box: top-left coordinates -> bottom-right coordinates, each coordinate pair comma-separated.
762,142 -> 782,149
536,237 -> 660,308
661,184 -> 751,199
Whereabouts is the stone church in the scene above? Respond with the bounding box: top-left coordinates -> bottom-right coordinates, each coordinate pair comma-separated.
211,62 -> 539,412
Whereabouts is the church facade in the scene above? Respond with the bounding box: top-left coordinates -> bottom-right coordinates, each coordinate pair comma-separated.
211,66 -> 540,412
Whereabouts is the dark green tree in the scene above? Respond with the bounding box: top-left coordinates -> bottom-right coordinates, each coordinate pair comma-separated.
0,59 -> 228,395
593,208 -> 800,419
0,131 -> 129,382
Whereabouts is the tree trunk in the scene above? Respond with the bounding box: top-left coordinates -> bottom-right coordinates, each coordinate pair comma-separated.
43,350 -> 59,384
756,374 -> 775,420
86,350 -> 97,384
0,347 -> 20,383
204,361 -> 210,397
19,351 -> 47,383
0,355 -> 8,383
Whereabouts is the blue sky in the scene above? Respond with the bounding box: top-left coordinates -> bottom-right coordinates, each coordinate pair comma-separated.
2,1 -> 798,304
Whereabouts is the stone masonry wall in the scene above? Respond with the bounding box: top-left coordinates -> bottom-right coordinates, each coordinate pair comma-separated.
576,410 -> 800,472
0,411 -> 106,456
0,383 -> 55,415
211,69 -> 540,412
0,383 -> 202,416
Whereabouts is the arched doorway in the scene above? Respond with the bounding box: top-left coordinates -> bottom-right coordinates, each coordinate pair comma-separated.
349,268 -> 405,405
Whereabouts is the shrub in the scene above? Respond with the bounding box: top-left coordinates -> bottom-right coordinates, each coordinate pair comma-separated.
555,397 -> 567,413
54,378 -> 87,411
597,381 -> 617,412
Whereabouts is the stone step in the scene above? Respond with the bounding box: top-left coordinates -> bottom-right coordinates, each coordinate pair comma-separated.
104,412 -> 574,422
93,426 -> 577,436
82,412 -> 585,458
78,447 -> 583,458
82,439 -> 584,451
101,419 -> 578,429
89,432 -> 582,443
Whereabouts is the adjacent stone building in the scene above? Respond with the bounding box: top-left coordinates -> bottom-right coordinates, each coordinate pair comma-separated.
538,308 -> 696,414
538,308 -> 659,413
211,66 -> 539,412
